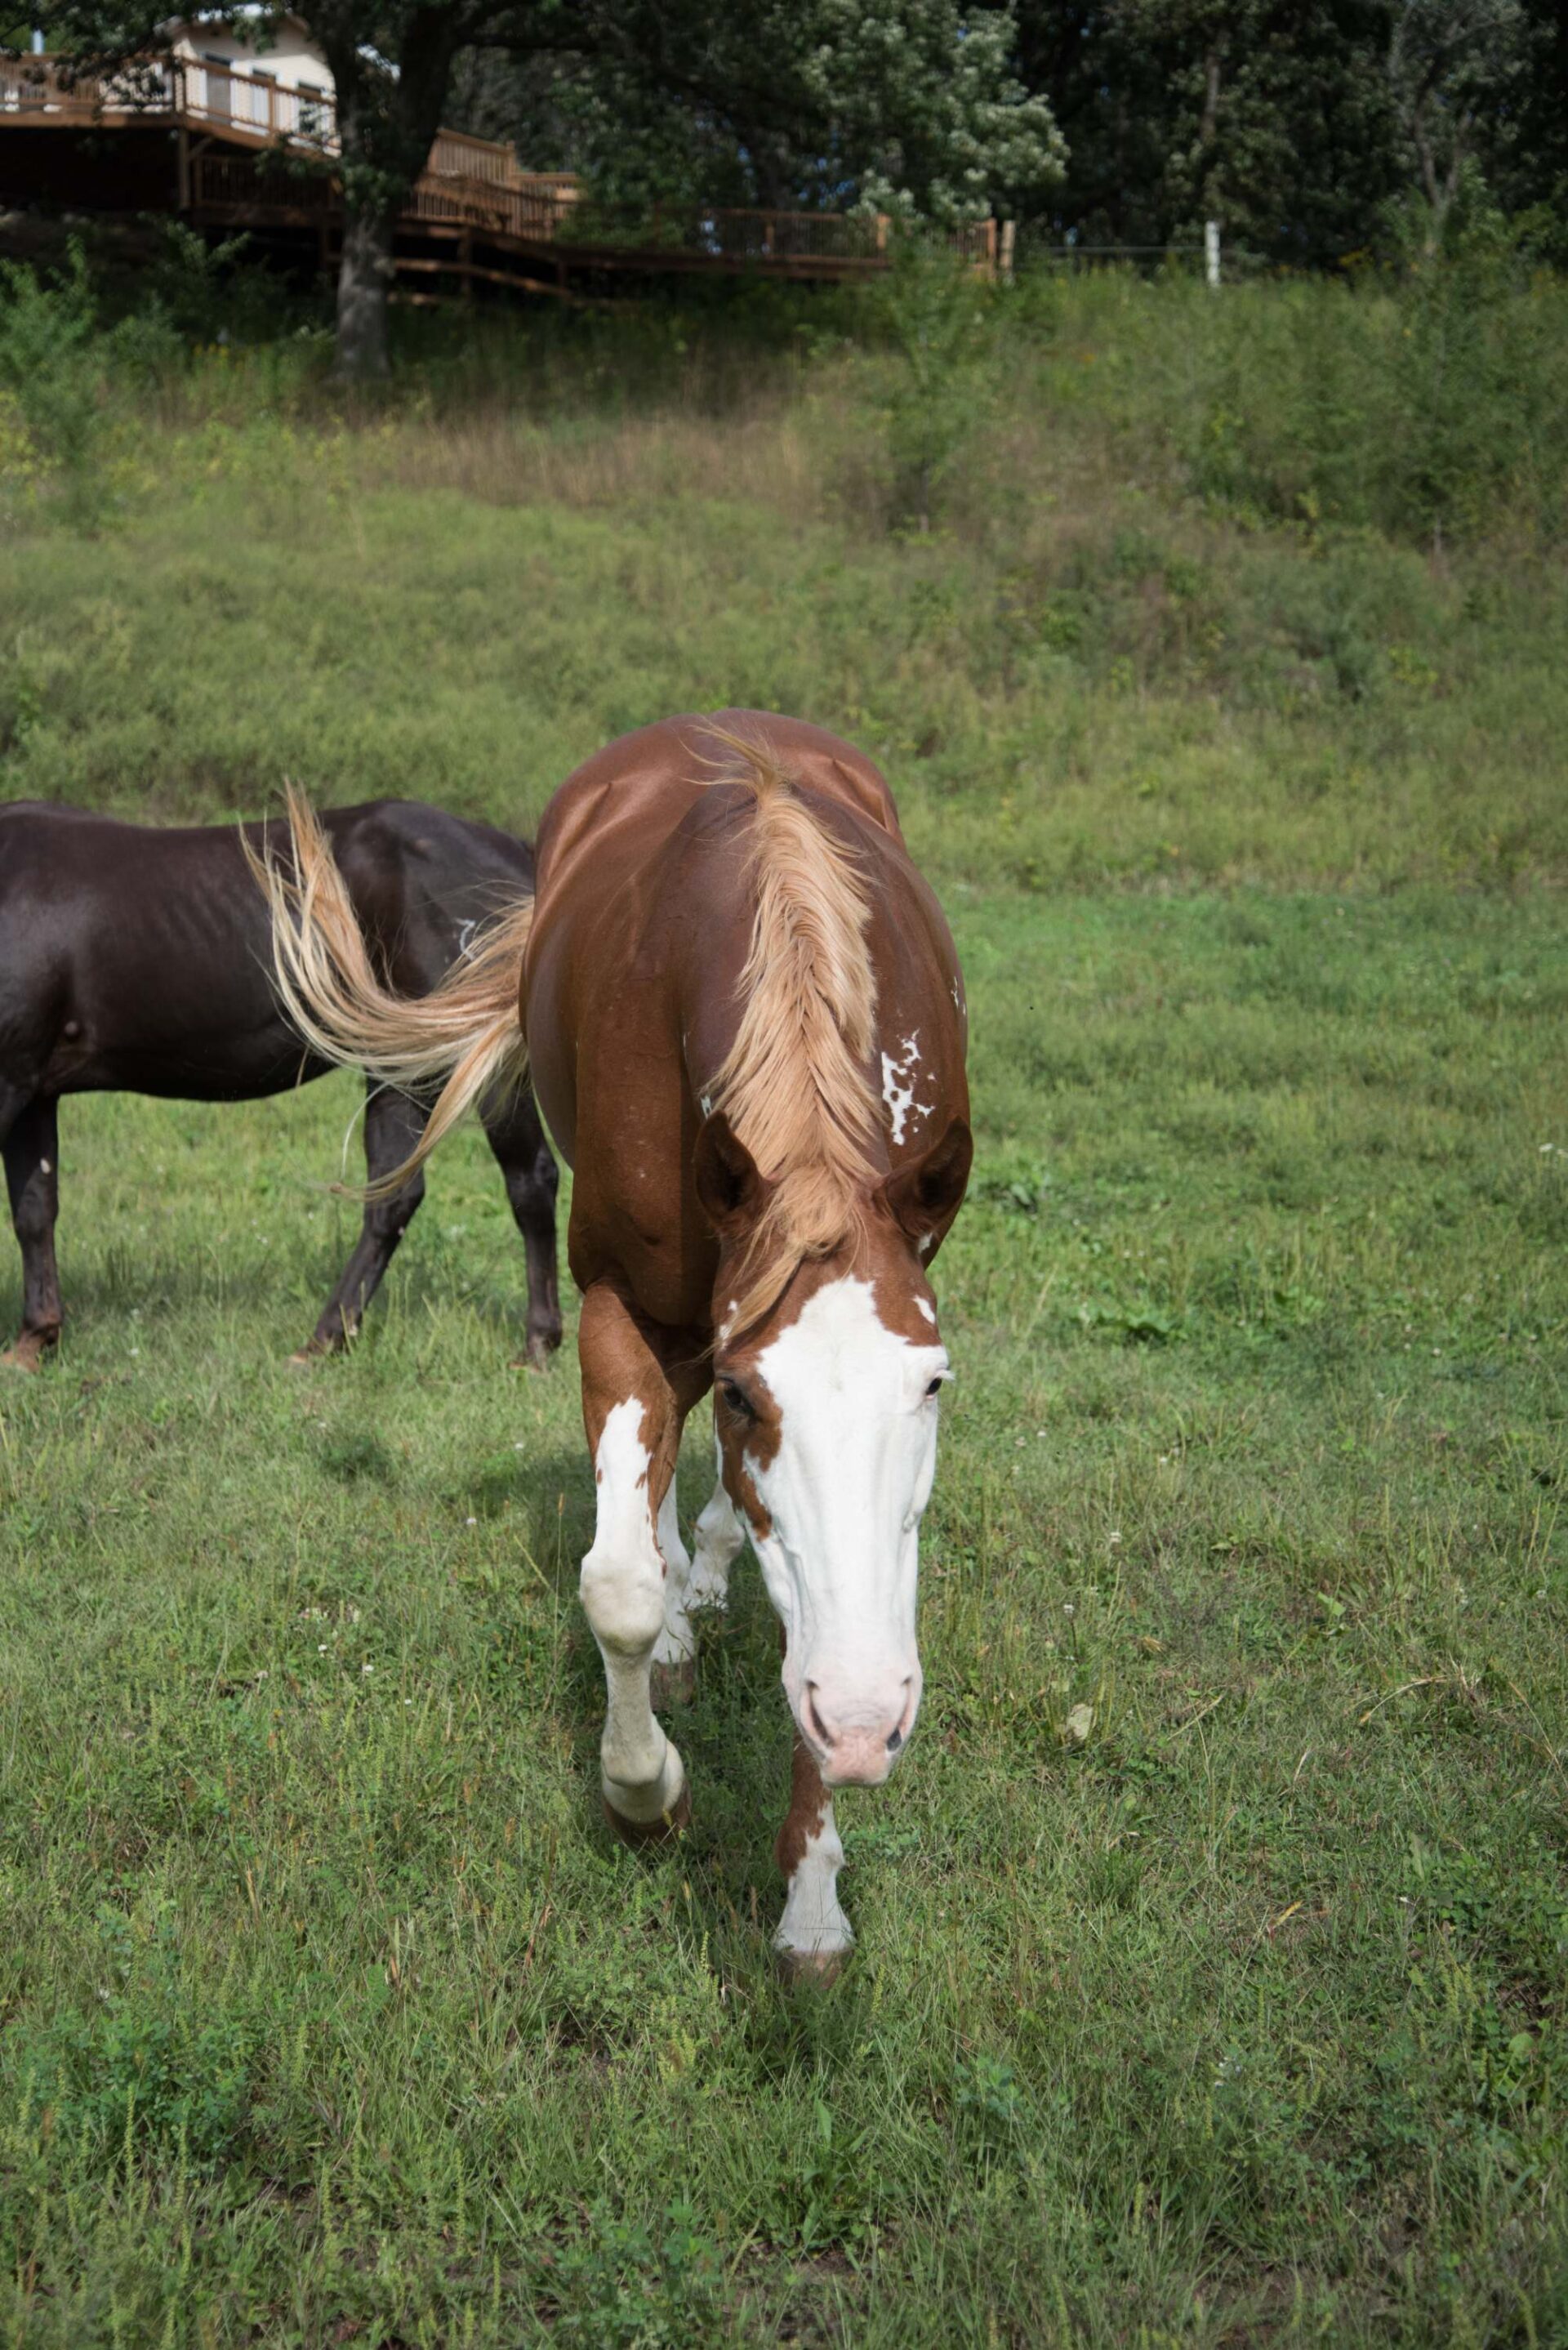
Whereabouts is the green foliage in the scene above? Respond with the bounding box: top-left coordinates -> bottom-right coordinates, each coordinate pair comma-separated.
1019,0 -> 1567,262
546,2203 -> 729,2346
141,220 -> 294,347
874,238 -> 998,525
10,1908 -> 261,2161
0,242 -> 113,528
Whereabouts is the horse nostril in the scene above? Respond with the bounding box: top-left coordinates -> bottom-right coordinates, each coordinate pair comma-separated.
804,1683 -> 831,1753
885,1726 -> 903,1753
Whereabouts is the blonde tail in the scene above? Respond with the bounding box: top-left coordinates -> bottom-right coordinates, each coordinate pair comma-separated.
245,785 -> 533,1193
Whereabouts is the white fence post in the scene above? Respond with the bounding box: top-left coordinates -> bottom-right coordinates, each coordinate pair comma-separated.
1205,220 -> 1221,287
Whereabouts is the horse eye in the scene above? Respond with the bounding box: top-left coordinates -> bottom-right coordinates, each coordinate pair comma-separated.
719,1377 -> 755,1419
925,1376 -> 945,1400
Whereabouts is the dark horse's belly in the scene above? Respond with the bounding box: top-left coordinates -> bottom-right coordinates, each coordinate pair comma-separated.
0,799 -> 536,1108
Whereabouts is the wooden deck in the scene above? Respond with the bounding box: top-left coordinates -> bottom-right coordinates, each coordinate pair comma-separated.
1,54 -> 1002,293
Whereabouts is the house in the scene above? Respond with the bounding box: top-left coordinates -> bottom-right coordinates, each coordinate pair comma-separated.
0,25 -> 981,296
159,14 -> 335,149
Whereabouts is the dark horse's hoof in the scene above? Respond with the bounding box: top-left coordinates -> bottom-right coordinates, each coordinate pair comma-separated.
1,1331 -> 55,1373
510,1333 -> 560,1374
649,1658 -> 697,1710
602,1784 -> 692,1848
288,1333 -> 348,1369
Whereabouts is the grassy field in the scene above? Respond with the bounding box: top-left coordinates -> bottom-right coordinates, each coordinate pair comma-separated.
2,278 -> 1568,2343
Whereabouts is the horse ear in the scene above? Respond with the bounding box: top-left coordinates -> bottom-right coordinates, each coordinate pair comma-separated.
694,1111 -> 770,1235
881,1117 -> 973,1247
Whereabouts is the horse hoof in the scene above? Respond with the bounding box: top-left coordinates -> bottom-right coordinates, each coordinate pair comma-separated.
0,1332 -> 55,1374
510,1336 -> 557,1374
775,1945 -> 849,1989
601,1783 -> 692,1848
649,1658 -> 696,1710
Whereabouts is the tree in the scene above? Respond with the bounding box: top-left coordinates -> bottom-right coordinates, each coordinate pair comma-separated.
1012,0 -> 1566,263
1384,0 -> 1531,252
37,0 -> 581,376
1014,1 -> 1407,260
35,0 -> 1059,373
456,0 -> 1062,222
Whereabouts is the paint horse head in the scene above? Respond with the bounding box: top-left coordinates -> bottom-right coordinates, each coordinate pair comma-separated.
697,1112 -> 971,1786
691,748 -> 970,1789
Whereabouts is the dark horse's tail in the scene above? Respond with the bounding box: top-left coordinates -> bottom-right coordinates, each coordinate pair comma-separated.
246,787 -> 533,1192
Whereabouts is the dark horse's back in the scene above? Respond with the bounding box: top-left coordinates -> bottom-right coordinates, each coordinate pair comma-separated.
0,800 -> 537,1104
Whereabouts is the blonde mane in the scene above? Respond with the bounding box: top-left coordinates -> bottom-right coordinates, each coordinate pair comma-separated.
702,731 -> 881,1331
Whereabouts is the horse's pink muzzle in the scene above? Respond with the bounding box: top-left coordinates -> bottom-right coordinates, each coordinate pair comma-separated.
803,1673 -> 920,1788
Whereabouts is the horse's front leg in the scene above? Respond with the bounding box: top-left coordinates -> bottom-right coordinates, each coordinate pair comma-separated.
577,1282 -> 701,1841
2,1095 -> 62,1372
775,1729 -> 852,1982
651,1449 -> 746,1707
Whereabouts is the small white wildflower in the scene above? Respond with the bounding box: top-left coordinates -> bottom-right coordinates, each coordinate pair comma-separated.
362,1663 -> 373,1676
1107,1530 -> 1122,1546
1063,1603 -> 1076,1617
318,1643 -> 327,1653
466,1515 -> 478,1527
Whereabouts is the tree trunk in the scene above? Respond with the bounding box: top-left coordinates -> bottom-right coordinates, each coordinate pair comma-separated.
336,203 -> 396,380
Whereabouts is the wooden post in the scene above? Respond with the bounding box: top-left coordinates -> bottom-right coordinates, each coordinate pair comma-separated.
999,220 -> 1016,281
176,123 -> 189,210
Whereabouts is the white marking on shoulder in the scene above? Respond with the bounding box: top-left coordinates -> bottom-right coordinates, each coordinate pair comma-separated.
881,1030 -> 935,1147
915,1296 -> 936,1324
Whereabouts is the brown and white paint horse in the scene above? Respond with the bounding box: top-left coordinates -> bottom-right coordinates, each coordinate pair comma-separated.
256,715 -> 971,1973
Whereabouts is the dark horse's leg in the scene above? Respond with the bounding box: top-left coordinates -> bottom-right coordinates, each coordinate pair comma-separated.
2,1094 -> 62,1372
296,1081 -> 427,1362
481,1086 -> 562,1371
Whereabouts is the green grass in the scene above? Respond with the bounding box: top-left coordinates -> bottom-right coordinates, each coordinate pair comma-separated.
2,889 -> 1565,2345
2,283 -> 1568,2341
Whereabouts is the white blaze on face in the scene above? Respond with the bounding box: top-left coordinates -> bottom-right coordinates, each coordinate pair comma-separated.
880,1031 -> 935,1148
743,1275 -> 947,1787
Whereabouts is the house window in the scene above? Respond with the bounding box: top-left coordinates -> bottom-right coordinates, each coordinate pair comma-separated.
298,81 -> 327,142
202,52 -> 232,120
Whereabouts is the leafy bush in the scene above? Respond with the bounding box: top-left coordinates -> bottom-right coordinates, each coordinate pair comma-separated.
6,1908 -> 259,2174
0,241 -> 111,528
544,2202 -> 730,2348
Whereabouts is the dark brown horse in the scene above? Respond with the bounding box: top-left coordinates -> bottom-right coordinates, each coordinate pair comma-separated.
0,799 -> 562,1370
257,716 -> 970,1976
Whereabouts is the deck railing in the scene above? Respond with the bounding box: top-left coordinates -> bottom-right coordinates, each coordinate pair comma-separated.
0,53 -> 336,149
12,61 -> 1002,282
